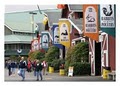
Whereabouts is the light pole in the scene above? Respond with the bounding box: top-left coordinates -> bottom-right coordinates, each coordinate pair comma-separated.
29,12 -> 37,40
17,49 -> 22,58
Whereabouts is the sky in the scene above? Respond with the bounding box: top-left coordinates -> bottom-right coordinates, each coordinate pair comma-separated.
5,5 -> 57,13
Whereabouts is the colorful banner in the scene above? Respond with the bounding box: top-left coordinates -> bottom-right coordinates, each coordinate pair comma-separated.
31,38 -> 40,51
52,23 -> 63,49
41,31 -> 49,50
99,4 -> 115,37
83,5 -> 99,41
59,19 -> 71,48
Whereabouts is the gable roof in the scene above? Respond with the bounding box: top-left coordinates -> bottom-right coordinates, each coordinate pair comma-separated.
5,9 -> 61,33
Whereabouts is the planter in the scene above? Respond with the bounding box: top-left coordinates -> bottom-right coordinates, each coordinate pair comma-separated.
59,69 -> 65,76
49,66 -> 54,73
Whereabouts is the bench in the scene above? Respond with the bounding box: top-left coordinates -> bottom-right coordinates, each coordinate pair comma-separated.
107,71 -> 116,81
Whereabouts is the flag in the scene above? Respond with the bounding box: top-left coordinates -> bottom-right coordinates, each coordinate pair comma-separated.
41,31 -> 49,51
59,19 -> 71,48
52,23 -> 63,49
83,5 -> 99,41
99,4 -> 115,37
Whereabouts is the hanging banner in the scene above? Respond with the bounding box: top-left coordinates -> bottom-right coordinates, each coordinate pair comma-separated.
83,5 -> 99,41
52,23 -> 63,49
41,31 -> 49,50
31,38 -> 40,52
99,4 -> 115,37
59,19 -> 71,48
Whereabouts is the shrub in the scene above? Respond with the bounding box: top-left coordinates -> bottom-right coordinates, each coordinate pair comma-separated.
69,62 -> 91,76
45,46 -> 59,62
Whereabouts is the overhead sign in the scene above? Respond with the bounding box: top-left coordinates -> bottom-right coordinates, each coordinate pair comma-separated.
31,39 -> 40,51
83,5 -> 99,41
59,19 -> 71,48
52,23 -> 63,49
100,4 -> 115,28
41,32 -> 49,50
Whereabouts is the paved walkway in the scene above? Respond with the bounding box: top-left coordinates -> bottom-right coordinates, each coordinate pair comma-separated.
4,68 -> 114,82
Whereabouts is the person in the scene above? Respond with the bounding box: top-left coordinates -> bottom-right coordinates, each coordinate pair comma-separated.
11,60 -> 16,74
18,57 -> 27,81
42,60 -> 47,75
32,59 -> 37,76
27,59 -> 32,72
7,60 -> 12,76
35,60 -> 43,81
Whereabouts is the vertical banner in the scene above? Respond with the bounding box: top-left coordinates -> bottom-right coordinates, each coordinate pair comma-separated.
59,19 -> 71,48
52,23 -> 63,49
31,39 -> 39,52
41,31 -> 49,50
99,4 -> 115,37
83,5 -> 99,41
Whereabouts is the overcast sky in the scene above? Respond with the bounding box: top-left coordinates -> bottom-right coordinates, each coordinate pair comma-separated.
5,5 -> 57,13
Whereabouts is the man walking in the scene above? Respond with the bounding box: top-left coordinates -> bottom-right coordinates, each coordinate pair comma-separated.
18,57 -> 27,81
35,60 -> 43,81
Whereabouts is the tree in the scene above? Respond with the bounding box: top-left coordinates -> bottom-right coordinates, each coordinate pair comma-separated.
45,46 -> 59,62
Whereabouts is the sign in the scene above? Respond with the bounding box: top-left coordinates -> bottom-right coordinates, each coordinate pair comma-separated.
41,32 -> 49,50
59,19 -> 71,48
99,4 -> 116,37
68,67 -> 74,77
31,39 -> 39,51
100,4 -> 115,28
83,5 -> 99,41
52,23 -> 63,49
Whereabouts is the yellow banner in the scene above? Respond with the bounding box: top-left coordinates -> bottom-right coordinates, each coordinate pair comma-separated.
59,19 -> 71,48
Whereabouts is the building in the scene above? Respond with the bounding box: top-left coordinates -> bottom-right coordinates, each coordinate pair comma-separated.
4,9 -> 60,58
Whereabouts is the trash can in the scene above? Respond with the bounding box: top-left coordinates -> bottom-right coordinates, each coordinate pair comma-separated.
59,69 -> 65,76
103,67 -> 111,79
49,66 -> 54,73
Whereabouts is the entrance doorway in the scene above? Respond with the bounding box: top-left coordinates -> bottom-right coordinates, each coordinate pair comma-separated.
95,41 -> 101,76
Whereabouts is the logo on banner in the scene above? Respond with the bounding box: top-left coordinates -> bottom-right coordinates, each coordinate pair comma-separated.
54,27 -> 59,44
42,34 -> 49,48
85,6 -> 97,33
100,4 -> 115,28
60,23 -> 69,41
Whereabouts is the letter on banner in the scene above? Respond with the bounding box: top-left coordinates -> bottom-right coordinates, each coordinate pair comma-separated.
59,19 -> 70,48
41,32 -> 49,50
83,5 -> 99,41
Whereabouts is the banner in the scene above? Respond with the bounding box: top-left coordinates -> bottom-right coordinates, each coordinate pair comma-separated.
52,23 -> 63,49
31,38 -> 40,51
99,4 -> 115,37
59,19 -> 71,48
41,31 -> 49,50
83,5 -> 99,41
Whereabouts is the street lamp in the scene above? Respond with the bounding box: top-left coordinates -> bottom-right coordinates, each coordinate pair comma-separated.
29,12 -> 37,40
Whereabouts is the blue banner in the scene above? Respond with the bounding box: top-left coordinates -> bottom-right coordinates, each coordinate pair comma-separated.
52,24 -> 63,49
41,31 -> 49,51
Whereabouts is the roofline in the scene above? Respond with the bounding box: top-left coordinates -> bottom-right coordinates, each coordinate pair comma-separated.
5,24 -> 13,31
5,24 -> 33,33
5,41 -> 31,44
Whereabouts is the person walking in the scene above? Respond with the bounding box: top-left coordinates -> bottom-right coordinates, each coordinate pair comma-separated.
11,60 -> 16,74
18,57 -> 27,81
42,60 -> 47,75
7,60 -> 12,76
35,60 -> 43,81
